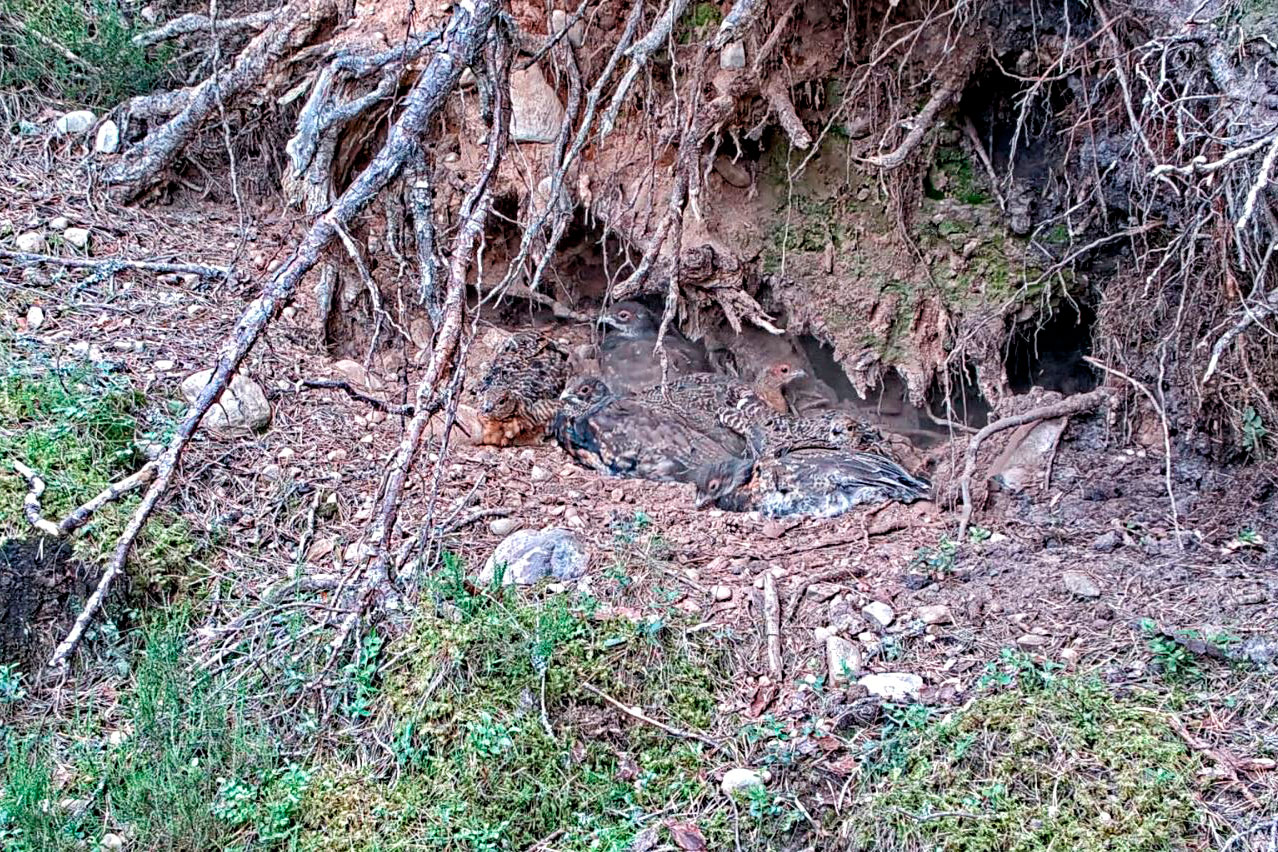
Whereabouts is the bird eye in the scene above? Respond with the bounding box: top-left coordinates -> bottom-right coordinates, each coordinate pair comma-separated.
778,364 -> 790,374
708,479 -> 720,491
618,310 -> 632,321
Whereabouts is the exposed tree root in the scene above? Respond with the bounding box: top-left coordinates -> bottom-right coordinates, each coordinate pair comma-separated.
956,389 -> 1110,540
46,0 -> 501,672
133,9 -> 277,46
0,250 -> 231,279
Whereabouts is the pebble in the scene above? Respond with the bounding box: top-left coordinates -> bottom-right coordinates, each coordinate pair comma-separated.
489,517 -> 520,536
1091,530 -> 1122,552
25,305 -> 45,329
720,767 -> 764,797
530,465 -> 551,482
550,8 -> 584,46
713,155 -> 751,188
857,672 -> 923,701
55,110 -> 95,135
94,120 -> 120,154
153,359 -> 175,372
916,605 -> 951,625
1016,634 -> 1049,649
63,227 -> 90,249
826,636 -> 862,684
862,601 -> 895,630
1061,647 -> 1081,664
15,231 -> 44,253
326,449 -> 347,463
712,585 -> 732,602
261,464 -> 282,480
278,447 -> 295,461
1062,570 -> 1101,599
99,833 -> 125,851
510,65 -> 566,143
180,369 -> 271,433
814,625 -> 831,643
48,217 -> 69,231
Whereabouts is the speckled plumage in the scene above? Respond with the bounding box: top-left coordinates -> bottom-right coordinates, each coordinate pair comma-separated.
550,376 -> 744,482
475,332 -> 570,445
691,449 -> 930,518
599,302 -> 711,393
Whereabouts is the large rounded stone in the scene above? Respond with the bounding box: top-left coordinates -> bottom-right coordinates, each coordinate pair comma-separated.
479,527 -> 588,586
180,369 -> 271,433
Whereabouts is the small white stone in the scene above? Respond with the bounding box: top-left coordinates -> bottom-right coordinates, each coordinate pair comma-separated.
814,625 -> 832,643
48,217 -> 69,231
25,305 -> 45,329
550,8 -> 584,47
261,464 -> 282,480
916,605 -> 951,625
63,227 -> 90,249
1016,634 -> 1049,649
100,832 -> 125,851
530,465 -> 551,482
278,447 -> 295,462
712,585 -> 732,602
489,517 -> 520,536
326,449 -> 347,463
720,41 -> 746,69
153,359 -> 175,372
15,231 -> 44,253
94,120 -> 120,154
282,306 -> 297,321
1061,647 -> 1081,665
858,672 -> 923,701
862,601 -> 895,630
140,5 -> 157,23
826,636 -> 862,684
720,767 -> 764,797
55,110 -> 96,135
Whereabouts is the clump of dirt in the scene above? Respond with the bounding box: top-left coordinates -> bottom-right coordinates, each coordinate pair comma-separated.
0,536 -> 94,672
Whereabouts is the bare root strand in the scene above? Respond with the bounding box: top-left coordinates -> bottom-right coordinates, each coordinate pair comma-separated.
581,682 -> 720,748
765,79 -> 812,150
600,0 -> 692,139
865,80 -> 962,170
12,462 -> 59,537
956,389 -> 1111,539
46,0 -> 501,672
293,380 -> 416,415
0,250 -> 231,279
133,9 -> 277,46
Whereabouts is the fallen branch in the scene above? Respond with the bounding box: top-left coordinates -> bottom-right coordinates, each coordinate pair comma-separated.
956,388 -> 1110,539
581,682 -> 720,748
132,9 -> 277,46
13,461 -> 157,539
0,250 -> 231,279
46,0 -> 500,672
762,571 -> 783,680
1083,357 -> 1181,547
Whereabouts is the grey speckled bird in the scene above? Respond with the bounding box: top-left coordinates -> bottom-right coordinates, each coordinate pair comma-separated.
599,302 -> 711,393
550,376 -> 745,483
474,332 -> 570,445
690,448 -> 930,518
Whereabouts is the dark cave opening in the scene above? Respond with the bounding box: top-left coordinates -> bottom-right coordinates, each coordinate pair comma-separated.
1004,301 -> 1100,395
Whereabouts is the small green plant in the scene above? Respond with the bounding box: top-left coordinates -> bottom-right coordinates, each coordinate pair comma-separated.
1141,620 -> 1200,682
0,664 -> 26,704
1236,527 -> 1261,545
339,630 -> 383,720
1241,405 -> 1267,456
968,525 -> 993,543
910,536 -> 958,574
979,647 -> 1062,692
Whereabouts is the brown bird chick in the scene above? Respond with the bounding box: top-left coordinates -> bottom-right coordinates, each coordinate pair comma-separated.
474,332 -> 570,446
550,376 -> 745,483
637,360 -> 805,443
740,408 -> 888,458
599,301 -> 711,393
691,448 -> 930,519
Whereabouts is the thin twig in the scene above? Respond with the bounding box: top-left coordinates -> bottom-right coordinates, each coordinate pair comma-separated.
581,682 -> 719,748
0,250 -> 231,278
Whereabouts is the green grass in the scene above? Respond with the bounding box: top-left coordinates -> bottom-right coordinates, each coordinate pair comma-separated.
844,672 -> 1205,851
0,612 -> 298,851
0,345 -> 204,594
0,0 -> 172,108
299,560 -> 750,851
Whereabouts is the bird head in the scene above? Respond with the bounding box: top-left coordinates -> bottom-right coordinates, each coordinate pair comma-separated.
692,458 -> 755,509
558,376 -> 612,414
823,412 -> 859,444
600,302 -> 657,338
760,361 -> 806,390
481,388 -> 518,420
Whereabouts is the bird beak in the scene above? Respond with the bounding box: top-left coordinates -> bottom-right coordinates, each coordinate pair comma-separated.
694,489 -> 714,509
600,315 -> 621,329
790,368 -> 808,381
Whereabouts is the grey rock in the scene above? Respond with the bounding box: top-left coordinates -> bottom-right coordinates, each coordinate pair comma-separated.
55,110 -> 96,136
94,120 -> 120,154
179,369 -> 271,433
1016,633 -> 1049,649
712,584 -> 733,602
857,672 -> 923,701
330,358 -> 382,391
25,305 -> 45,329
1062,570 -> 1101,598
530,465 -> 551,482
550,8 -> 584,47
48,217 -> 69,231
826,636 -> 862,684
1091,530 -> 1122,552
15,231 -> 44,253
510,65 -> 565,143
63,227 -> 90,249
479,527 -> 588,586
916,604 -> 951,625
862,600 -> 895,630
720,40 -> 746,69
